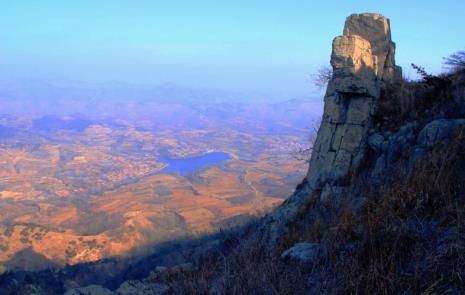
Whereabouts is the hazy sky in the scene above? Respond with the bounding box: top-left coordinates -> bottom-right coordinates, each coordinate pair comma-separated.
0,1 -> 464,95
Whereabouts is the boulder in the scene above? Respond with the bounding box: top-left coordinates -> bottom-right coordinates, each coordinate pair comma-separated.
368,133 -> 385,152
64,285 -> 114,295
154,266 -> 168,273
281,242 -> 324,265
417,119 -> 465,148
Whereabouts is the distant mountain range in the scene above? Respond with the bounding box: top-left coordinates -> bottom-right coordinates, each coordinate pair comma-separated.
0,79 -> 323,135
0,80 -> 320,111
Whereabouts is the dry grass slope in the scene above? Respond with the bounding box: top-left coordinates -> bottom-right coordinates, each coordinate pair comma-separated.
151,71 -> 465,295
158,126 -> 465,295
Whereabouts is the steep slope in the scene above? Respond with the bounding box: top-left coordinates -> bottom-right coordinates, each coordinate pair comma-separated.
124,12 -> 464,294
257,13 -> 404,244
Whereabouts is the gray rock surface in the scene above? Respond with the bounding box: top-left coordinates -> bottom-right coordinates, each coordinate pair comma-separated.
343,13 -> 402,81
368,133 -> 385,152
417,119 -> 465,148
64,285 -> 114,295
257,12 -> 403,245
116,280 -> 168,295
369,119 -> 465,178
306,13 -> 400,190
281,242 -> 324,265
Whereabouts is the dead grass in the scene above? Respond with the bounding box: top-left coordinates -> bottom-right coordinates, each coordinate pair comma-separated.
153,128 -> 465,294
159,243 -> 308,295
340,127 -> 465,293
282,127 -> 465,293
155,63 -> 465,294
377,70 -> 465,132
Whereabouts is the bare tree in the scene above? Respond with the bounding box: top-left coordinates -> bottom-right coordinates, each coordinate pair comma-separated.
292,118 -> 321,163
443,50 -> 465,73
312,66 -> 333,89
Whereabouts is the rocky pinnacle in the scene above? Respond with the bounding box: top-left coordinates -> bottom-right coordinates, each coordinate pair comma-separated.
306,13 -> 402,191
258,13 -> 402,244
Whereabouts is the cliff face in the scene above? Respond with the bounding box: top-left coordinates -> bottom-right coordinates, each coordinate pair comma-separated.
258,12 -> 465,262
307,13 -> 401,190
259,13 -> 405,243
247,12 -> 465,293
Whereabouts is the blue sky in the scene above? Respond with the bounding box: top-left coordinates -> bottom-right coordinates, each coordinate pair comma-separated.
0,1 -> 463,95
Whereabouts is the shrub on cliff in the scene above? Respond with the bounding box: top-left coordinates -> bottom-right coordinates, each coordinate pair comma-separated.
444,50 -> 465,73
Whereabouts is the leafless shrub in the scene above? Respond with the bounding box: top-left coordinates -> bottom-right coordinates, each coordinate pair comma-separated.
292,118 -> 321,162
164,243 -> 308,294
312,66 -> 333,89
443,50 -> 465,73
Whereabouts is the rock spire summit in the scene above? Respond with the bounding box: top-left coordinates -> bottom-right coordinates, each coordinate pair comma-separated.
306,13 -> 402,191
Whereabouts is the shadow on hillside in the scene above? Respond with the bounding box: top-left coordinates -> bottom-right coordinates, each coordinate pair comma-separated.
0,217 -> 260,293
4,248 -> 60,272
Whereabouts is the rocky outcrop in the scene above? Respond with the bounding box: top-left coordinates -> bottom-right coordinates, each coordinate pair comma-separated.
342,13 -> 402,81
369,119 -> 465,177
257,13 -> 403,244
307,13 -> 401,190
417,119 -> 465,148
256,13 -> 465,255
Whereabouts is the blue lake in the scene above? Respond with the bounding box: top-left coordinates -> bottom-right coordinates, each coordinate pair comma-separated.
160,152 -> 232,175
